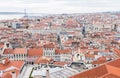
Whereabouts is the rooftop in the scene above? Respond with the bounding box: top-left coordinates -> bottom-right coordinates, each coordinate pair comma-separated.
69,58 -> 120,78
28,48 -> 43,57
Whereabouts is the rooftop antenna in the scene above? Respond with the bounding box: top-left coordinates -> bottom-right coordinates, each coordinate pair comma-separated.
24,9 -> 27,17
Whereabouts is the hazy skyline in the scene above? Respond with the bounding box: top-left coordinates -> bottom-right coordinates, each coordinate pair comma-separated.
0,0 -> 120,14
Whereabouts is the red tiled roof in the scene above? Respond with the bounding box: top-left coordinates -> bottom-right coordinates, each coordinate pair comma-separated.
43,43 -> 55,48
0,44 -> 4,48
3,49 -> 14,54
70,65 -> 108,78
35,57 -> 52,64
2,72 -> 12,78
28,48 -> 43,57
69,58 -> 120,78
92,57 -> 107,65
85,54 -> 95,58
107,58 -> 120,68
103,73 -> 120,78
106,65 -> 120,77
0,45 -> 4,48
13,48 -> 26,54
2,69 -> 20,78
113,48 -> 120,56
0,60 -> 24,70
55,49 -> 72,54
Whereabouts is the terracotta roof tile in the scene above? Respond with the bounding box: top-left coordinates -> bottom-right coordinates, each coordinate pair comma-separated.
103,73 -> 120,78
113,48 -> 120,56
85,54 -> 95,58
28,48 -> 43,57
92,57 -> 107,65
43,43 -> 55,48
2,72 -> 12,78
55,49 -> 72,54
0,44 -> 4,48
107,58 -> 120,68
0,60 -> 24,70
3,49 -> 14,54
69,58 -> 120,78
13,48 -> 27,54
2,69 -> 19,78
69,65 -> 108,78
35,57 -> 52,64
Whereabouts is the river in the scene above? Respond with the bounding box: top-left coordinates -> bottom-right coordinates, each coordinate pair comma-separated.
0,14 -> 24,20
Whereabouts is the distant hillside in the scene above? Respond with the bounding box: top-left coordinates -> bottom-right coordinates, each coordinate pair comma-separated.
0,11 -> 120,15
0,12 -> 24,14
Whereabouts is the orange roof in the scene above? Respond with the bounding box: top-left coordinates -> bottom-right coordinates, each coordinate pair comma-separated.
3,49 -> 14,54
69,58 -> 120,78
2,72 -> 12,78
0,43 -> 4,48
28,48 -> 43,57
107,58 -> 120,68
0,44 -> 4,48
55,49 -> 72,54
103,73 -> 120,78
105,65 -> 120,77
0,58 -> 10,65
70,65 -> 108,78
34,57 -> 52,64
113,48 -> 120,56
43,43 -> 55,48
85,54 -> 95,58
0,60 -> 24,70
2,69 -> 20,78
13,48 -> 27,54
92,57 -> 107,65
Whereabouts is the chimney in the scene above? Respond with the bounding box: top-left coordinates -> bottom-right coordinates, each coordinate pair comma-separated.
2,60 -> 5,65
11,71 -> 16,78
46,69 -> 50,78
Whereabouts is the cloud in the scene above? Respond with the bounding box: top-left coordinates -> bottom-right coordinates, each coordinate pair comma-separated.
59,0 -> 120,7
0,0 -> 120,13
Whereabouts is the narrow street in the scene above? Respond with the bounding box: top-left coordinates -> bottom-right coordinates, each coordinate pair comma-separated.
21,65 -> 33,78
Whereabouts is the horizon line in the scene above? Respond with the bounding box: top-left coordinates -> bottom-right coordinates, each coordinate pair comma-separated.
0,10 -> 120,15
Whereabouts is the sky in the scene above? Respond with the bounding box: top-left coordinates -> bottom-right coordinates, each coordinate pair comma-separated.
0,0 -> 120,14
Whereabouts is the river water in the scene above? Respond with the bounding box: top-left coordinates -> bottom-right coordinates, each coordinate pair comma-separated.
0,13 -> 51,20
0,14 -> 24,20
